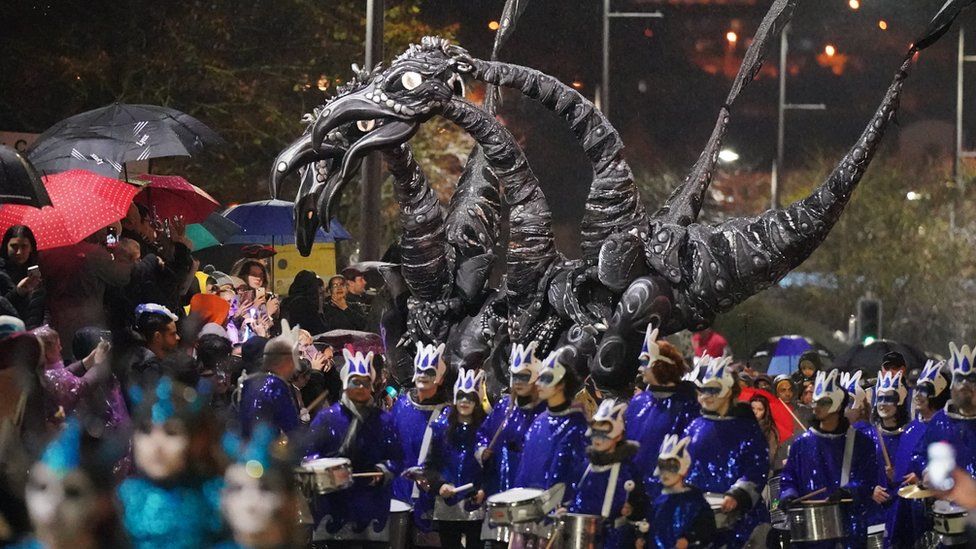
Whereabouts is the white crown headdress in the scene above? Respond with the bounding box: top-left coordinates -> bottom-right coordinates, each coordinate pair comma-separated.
683,355 -> 706,386
264,319 -> 301,367
700,355 -> 734,397
638,326 -> 673,367
454,368 -> 485,402
656,434 -> 692,476
509,342 -> 542,383
813,369 -> 845,414
839,370 -> 866,406
949,342 -> 976,381
917,359 -> 948,397
587,398 -> 627,440
537,347 -> 569,389
875,370 -> 908,406
413,342 -> 447,384
340,348 -> 375,389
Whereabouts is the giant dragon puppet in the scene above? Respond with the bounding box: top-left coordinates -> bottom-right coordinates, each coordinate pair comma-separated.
271,0 -> 973,393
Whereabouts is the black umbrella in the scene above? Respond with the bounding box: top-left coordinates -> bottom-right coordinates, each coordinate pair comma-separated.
0,145 -> 51,208
833,339 -> 927,377
28,103 -> 223,178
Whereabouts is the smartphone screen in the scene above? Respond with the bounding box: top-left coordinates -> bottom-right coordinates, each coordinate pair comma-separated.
927,442 -> 956,491
27,265 -> 40,278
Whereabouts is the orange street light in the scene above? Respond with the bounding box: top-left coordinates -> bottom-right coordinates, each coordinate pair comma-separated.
878,20 -> 888,31
488,20 -> 500,31
848,0 -> 860,10
825,44 -> 837,57
726,31 -> 738,44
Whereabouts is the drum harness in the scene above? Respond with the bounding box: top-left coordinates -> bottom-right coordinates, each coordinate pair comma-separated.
412,401 -> 448,499
578,462 -> 623,525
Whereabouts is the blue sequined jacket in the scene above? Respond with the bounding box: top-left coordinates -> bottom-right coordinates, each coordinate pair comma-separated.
238,373 -> 300,437
390,391 -> 449,530
568,441 -> 641,549
475,395 -> 546,496
514,403 -> 589,502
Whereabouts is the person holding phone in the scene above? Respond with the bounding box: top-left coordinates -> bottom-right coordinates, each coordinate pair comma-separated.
0,225 -> 44,327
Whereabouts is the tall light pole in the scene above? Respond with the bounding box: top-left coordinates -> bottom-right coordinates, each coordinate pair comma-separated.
602,0 -> 663,118
359,0 -> 384,261
773,23 -> 825,209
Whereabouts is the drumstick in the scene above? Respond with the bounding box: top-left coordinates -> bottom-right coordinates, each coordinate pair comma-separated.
485,396 -> 517,455
794,487 -> 827,504
351,472 -> 386,478
875,426 -> 894,480
307,392 -> 330,413
778,397 -> 807,431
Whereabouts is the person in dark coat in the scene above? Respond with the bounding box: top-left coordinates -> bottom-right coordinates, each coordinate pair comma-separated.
0,225 -> 45,328
282,270 -> 328,335
321,275 -> 367,331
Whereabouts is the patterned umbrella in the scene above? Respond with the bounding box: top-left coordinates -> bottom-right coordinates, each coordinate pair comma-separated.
186,213 -> 241,251
0,169 -> 139,250
28,103 -> 223,178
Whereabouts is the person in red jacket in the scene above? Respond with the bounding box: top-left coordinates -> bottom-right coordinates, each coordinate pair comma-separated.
691,328 -> 729,358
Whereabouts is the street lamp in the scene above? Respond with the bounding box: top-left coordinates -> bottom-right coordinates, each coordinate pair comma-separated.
848,0 -> 860,10
726,31 -> 738,45
824,44 -> 837,57
718,149 -> 740,163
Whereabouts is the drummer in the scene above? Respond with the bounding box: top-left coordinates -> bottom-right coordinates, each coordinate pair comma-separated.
565,398 -> 641,548
393,342 -> 450,535
887,360 -> 950,547
625,327 -> 700,505
422,368 -> 488,549
910,342 -> 976,482
682,354 -> 770,548
647,434 -> 717,549
868,371 -> 911,521
779,369 -> 880,547
513,346 -> 588,500
303,349 -> 402,547
475,342 -> 546,547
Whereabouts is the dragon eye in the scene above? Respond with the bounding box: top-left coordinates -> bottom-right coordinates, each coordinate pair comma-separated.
401,71 -> 423,90
357,119 -> 376,132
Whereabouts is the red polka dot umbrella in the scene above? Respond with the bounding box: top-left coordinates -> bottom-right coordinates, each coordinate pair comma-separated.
0,169 -> 139,250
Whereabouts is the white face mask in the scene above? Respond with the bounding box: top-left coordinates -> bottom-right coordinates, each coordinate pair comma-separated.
222,465 -> 285,537
133,422 -> 190,481
26,463 -> 97,542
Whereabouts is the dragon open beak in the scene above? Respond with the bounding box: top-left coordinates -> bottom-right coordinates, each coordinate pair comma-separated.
269,133 -> 341,199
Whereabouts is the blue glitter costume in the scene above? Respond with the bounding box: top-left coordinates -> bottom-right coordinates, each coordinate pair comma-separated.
779,419 -> 879,548
238,373 -> 300,437
303,398 -> 402,538
682,403 -> 770,548
567,442 -> 640,549
626,381 -> 700,502
390,390 -> 449,531
911,405 -> 976,479
649,487 -> 717,549
118,476 -> 225,549
885,417 -> 932,548
475,395 -> 546,496
514,404 -> 589,500
424,409 -> 485,518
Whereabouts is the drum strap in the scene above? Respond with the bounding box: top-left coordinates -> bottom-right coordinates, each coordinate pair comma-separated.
412,403 -> 447,499
841,425 -> 855,487
602,463 -> 621,518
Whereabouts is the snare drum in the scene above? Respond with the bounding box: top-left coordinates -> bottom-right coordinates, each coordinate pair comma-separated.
932,499 -> 968,536
295,457 -> 353,494
556,513 -> 604,549
487,488 -> 547,525
785,501 -> 850,542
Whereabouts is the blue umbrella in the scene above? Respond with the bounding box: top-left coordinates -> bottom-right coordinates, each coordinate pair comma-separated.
750,335 -> 833,376
222,199 -> 351,246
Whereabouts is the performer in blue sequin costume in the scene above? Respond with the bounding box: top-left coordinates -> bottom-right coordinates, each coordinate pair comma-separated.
118,378 -> 227,549
475,342 -> 547,546
423,368 -> 488,548
626,326 -> 699,505
911,342 -> 976,480
648,434 -> 716,549
780,369 -> 880,548
868,370 -> 911,543
885,359 -> 949,548
567,398 -> 641,549
514,346 -> 588,501
237,321 -> 304,437
303,349 -> 402,547
682,355 -> 769,548
393,342 -> 450,534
